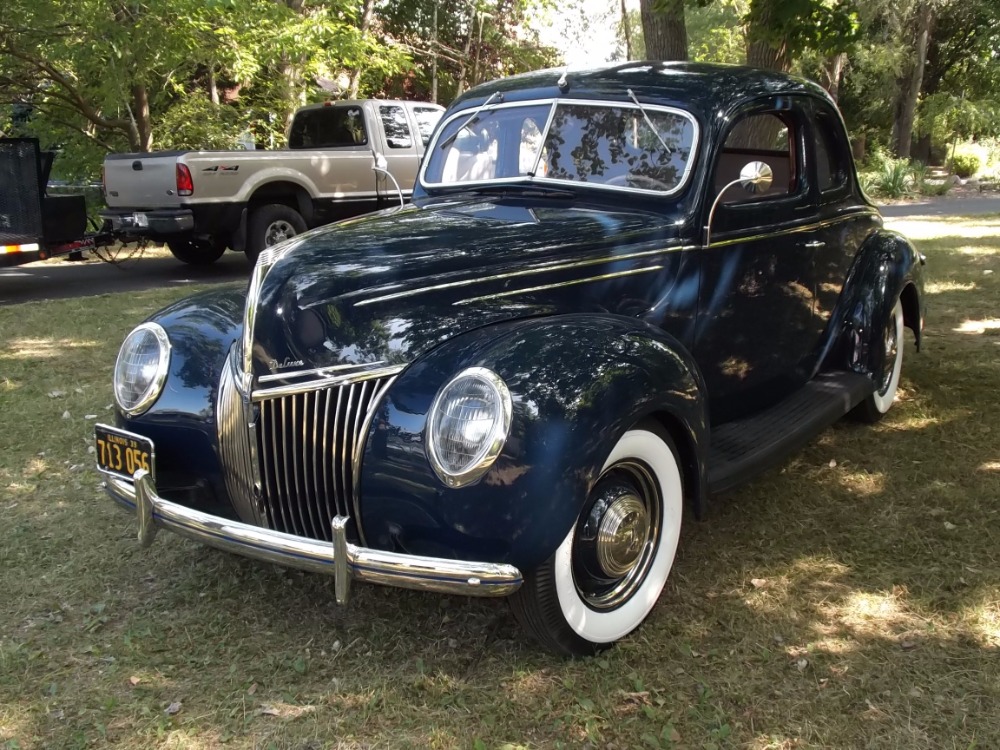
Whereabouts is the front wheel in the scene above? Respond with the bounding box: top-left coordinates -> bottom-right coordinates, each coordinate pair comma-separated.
852,299 -> 904,423
245,204 -> 307,265
509,424 -> 684,656
165,236 -> 226,265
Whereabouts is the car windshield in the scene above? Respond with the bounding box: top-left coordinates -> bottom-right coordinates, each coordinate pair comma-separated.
421,99 -> 698,196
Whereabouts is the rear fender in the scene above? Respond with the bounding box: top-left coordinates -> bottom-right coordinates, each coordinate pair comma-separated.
358,314 -> 709,572
818,229 -> 924,381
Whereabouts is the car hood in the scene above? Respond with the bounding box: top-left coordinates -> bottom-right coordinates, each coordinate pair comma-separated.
249,198 -> 681,381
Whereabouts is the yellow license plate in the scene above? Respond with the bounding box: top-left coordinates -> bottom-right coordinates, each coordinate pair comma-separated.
94,424 -> 155,481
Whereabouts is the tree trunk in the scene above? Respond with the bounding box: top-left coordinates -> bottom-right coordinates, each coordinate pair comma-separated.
454,7 -> 476,96
746,0 -> 791,71
824,52 -> 847,102
208,65 -> 219,105
640,0 -> 687,60
348,0 -> 376,98
621,0 -> 634,60
892,2 -> 933,159
131,84 -> 152,152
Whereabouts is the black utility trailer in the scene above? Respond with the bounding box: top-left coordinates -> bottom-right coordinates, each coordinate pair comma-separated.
0,137 -> 116,268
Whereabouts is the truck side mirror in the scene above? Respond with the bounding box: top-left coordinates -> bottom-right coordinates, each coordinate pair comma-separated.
704,160 -> 773,246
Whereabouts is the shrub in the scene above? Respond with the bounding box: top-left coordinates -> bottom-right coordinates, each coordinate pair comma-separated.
950,152 -> 981,178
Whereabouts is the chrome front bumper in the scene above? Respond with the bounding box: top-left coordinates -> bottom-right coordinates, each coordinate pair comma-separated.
103,470 -> 523,601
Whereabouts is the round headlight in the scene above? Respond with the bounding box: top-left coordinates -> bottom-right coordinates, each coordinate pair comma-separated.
427,367 -> 512,488
113,322 -> 171,416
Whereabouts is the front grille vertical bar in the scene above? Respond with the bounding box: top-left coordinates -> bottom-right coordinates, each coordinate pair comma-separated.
258,399 -> 275,525
339,384 -> 357,519
311,386 -> 324,538
289,396 -> 307,536
348,381 -> 370,509
322,388 -> 335,530
330,384 -> 345,518
275,398 -> 296,534
301,390 -> 322,540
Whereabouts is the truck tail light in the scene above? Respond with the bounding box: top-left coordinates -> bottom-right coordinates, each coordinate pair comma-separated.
176,164 -> 194,196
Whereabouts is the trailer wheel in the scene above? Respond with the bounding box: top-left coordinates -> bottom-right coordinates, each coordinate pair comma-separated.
246,204 -> 307,264
166,237 -> 226,265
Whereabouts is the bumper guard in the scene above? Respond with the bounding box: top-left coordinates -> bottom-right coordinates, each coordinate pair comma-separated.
103,470 -> 523,602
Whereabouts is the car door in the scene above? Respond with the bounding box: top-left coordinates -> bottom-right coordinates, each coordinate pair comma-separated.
806,100 -> 883,336
694,100 -> 824,423
375,103 -> 420,196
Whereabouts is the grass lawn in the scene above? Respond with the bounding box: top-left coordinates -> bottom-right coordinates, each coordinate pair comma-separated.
1,214 -> 998,749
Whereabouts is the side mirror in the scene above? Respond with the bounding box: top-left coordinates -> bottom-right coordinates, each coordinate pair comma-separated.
738,160 -> 773,193
371,152 -> 404,208
704,160 -> 774,246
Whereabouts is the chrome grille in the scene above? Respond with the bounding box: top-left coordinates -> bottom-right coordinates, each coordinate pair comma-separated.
258,377 -> 390,541
217,359 -> 262,525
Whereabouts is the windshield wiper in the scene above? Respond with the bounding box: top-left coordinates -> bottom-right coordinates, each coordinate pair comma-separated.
466,184 -> 576,199
627,88 -> 672,156
438,91 -> 504,151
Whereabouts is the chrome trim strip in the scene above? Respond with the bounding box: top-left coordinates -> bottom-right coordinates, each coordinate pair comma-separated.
707,210 -> 879,249
454,265 -> 665,305
351,376 -> 398,547
105,470 -> 522,598
257,360 -> 388,384
354,247 -> 695,308
252,365 -> 405,401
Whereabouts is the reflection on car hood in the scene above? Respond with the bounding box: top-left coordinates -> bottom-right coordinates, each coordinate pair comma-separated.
250,198 -> 680,379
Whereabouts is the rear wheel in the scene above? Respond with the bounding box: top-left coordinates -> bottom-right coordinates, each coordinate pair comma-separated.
509,424 -> 684,656
852,299 -> 904,423
246,204 -> 307,264
165,236 -> 226,265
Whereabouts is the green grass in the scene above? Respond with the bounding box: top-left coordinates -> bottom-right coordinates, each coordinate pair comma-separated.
1,216 -> 999,749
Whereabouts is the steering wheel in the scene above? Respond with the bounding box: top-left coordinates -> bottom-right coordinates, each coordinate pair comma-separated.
603,173 -> 671,191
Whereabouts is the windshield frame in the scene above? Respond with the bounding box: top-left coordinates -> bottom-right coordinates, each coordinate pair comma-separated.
418,97 -> 701,198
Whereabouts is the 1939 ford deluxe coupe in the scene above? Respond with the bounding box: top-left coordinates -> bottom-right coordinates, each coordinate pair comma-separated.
95,62 -> 924,655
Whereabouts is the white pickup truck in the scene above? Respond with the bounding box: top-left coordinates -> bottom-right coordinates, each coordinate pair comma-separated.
100,100 -> 444,265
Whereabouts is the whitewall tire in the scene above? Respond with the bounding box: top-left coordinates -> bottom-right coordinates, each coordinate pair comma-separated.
509,423 -> 684,655
854,299 -> 904,423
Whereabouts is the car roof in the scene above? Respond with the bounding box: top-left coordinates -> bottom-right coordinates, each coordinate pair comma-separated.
451,61 -> 832,122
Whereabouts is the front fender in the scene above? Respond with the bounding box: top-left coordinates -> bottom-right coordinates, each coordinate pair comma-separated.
358,314 -> 709,573
117,285 -> 246,515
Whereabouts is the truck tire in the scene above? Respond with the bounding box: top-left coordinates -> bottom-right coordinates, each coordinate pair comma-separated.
166,237 -> 227,265
246,204 -> 307,264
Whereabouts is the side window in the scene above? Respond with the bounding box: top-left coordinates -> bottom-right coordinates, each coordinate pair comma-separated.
813,110 -> 849,193
715,112 -> 797,202
412,106 -> 443,146
379,105 -> 413,149
288,107 -> 368,149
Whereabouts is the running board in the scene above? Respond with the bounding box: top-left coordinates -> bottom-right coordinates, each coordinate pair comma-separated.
707,371 -> 873,495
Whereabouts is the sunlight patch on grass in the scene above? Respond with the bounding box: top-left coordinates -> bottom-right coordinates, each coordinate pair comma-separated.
926,280 -> 976,294
978,461 -> 1000,472
834,468 -> 886,497
887,217 -> 1000,241
964,599 -> 1000,647
954,318 -> 1000,334
1,337 -> 100,361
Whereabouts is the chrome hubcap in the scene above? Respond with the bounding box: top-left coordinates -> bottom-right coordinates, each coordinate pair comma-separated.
878,317 -> 898,395
265,220 -> 295,247
573,461 -> 662,611
596,495 -> 649,577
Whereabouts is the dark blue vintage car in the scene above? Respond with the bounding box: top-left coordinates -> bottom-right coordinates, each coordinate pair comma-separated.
95,62 -> 924,655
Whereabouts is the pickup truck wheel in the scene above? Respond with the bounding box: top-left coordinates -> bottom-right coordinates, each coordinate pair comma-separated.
246,204 -> 307,264
165,237 -> 226,265
509,424 -> 684,656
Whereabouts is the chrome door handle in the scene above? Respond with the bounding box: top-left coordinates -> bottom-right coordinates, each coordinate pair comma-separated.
804,241 -> 826,248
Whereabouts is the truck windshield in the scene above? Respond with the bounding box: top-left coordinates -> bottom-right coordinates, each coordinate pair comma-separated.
288,106 -> 368,149
421,99 -> 698,196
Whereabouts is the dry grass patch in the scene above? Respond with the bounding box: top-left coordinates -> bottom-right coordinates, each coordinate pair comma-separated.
0,216 -> 998,749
